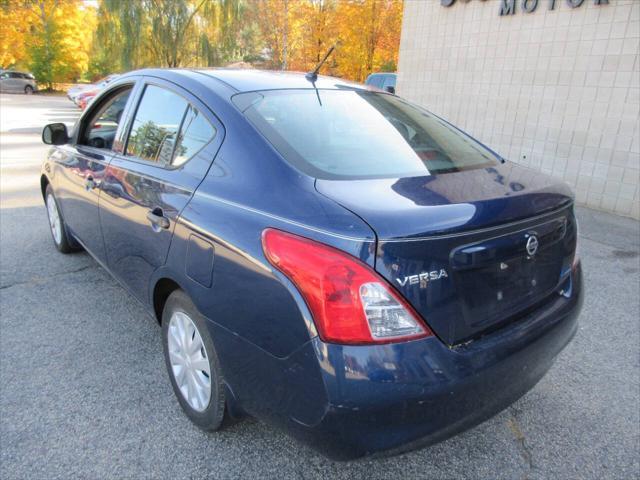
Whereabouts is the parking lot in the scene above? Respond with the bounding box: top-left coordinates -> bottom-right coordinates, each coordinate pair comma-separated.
0,93 -> 638,479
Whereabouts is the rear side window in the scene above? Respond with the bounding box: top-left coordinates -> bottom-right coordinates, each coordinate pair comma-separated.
126,85 -> 215,166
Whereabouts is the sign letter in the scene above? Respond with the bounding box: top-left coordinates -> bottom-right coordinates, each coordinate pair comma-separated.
500,0 -> 517,15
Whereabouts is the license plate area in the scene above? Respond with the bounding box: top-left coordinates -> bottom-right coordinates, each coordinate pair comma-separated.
450,217 -> 568,329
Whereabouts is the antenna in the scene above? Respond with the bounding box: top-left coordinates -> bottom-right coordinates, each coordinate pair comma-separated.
305,44 -> 337,83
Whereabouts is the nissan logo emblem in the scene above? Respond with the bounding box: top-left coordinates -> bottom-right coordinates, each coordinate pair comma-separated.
526,235 -> 539,256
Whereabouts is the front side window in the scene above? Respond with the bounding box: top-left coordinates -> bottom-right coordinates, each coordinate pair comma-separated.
81,88 -> 132,150
236,89 -> 499,180
126,85 -> 215,166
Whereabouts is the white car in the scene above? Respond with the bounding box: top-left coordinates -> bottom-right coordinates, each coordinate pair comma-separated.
0,71 -> 37,94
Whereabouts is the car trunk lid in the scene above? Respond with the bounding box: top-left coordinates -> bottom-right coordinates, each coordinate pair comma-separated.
316,163 -> 577,345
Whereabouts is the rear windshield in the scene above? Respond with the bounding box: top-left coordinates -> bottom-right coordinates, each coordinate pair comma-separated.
236,89 -> 499,180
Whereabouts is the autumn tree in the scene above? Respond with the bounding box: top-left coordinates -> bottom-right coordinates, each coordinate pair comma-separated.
1,0 -> 403,85
1,0 -> 95,88
0,1 -> 36,68
332,0 -> 401,81
252,0 -> 402,81
201,0 -> 257,65
145,0 -> 208,67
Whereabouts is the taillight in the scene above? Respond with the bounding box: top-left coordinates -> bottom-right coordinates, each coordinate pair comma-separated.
262,228 -> 432,345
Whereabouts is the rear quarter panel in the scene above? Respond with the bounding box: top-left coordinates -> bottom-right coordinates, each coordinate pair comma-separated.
147,88 -> 376,421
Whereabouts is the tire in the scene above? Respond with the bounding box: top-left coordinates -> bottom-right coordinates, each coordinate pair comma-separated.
162,290 -> 226,431
24,85 -> 34,95
45,184 -> 78,253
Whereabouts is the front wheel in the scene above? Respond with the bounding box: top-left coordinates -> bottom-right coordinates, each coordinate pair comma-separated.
24,85 -> 34,95
45,184 -> 77,253
162,290 -> 226,431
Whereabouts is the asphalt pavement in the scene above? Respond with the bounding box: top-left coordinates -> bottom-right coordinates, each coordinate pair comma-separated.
1,93 -> 639,479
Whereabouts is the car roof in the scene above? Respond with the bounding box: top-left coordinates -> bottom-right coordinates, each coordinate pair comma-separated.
126,68 -> 373,94
192,69 -> 370,93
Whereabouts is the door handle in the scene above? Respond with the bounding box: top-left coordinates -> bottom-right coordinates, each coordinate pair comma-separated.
147,209 -> 170,230
85,176 -> 99,190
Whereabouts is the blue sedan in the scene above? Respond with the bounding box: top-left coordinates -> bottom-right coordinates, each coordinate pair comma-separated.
40,69 -> 583,460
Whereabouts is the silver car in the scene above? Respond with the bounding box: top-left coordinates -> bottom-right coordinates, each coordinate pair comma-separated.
0,71 -> 37,94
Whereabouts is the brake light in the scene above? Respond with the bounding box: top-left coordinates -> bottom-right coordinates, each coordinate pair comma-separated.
262,228 -> 431,344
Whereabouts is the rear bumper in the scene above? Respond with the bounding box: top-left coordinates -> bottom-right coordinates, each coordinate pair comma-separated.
209,264 -> 582,460
286,263 -> 583,460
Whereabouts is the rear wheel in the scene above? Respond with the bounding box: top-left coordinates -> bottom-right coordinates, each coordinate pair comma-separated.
24,85 -> 34,95
162,290 -> 226,431
45,185 -> 77,253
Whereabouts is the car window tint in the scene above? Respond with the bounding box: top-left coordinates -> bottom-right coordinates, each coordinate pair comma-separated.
126,85 -> 188,164
172,106 -> 216,166
240,90 -> 500,179
81,88 -> 132,150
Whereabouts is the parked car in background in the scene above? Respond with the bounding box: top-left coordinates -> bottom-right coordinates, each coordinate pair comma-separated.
76,89 -> 100,110
67,73 -> 119,105
0,71 -> 37,94
40,69 -> 582,460
366,72 -> 396,93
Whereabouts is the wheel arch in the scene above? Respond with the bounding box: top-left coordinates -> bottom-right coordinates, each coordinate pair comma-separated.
40,174 -> 50,200
152,276 -> 184,324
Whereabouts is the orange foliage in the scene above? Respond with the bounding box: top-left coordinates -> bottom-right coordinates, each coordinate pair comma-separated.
1,0 -> 96,83
254,0 -> 403,81
1,0 -> 401,83
0,2 -> 37,68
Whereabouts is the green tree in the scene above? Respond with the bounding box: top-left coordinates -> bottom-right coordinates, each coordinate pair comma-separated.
146,0 -> 208,67
100,0 -> 147,71
26,0 -> 95,88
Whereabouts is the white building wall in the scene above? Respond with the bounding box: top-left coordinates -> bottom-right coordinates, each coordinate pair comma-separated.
397,0 -> 640,219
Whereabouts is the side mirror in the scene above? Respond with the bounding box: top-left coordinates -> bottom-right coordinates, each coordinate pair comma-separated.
42,123 -> 69,145
385,86 -> 395,94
